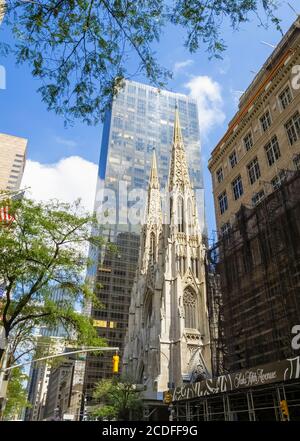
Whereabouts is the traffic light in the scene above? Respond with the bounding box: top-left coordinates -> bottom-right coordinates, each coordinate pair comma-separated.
280,400 -> 289,420
163,391 -> 173,405
112,353 -> 119,374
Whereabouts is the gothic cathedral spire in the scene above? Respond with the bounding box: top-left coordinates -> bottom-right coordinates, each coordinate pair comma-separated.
138,149 -> 163,274
145,149 -> 162,223
149,148 -> 159,191
168,108 -> 192,193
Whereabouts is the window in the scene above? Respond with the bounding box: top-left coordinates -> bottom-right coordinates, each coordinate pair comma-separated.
221,222 -> 231,237
243,132 -> 253,152
293,154 -> 300,170
13,159 -> 23,164
187,199 -> 194,236
279,86 -> 292,110
150,233 -> 156,263
218,191 -> 228,215
285,111 -> 300,146
177,197 -> 184,232
127,84 -> 136,94
15,153 -> 24,158
113,116 -> 123,129
271,170 -> 286,190
178,255 -> 186,275
229,150 -> 237,168
183,288 -> 197,329
216,167 -> 224,183
252,190 -> 265,206
260,110 -> 272,132
138,87 -> 146,97
144,292 -> 153,326
126,96 -> 135,107
190,257 -> 199,278
264,135 -> 281,166
247,157 -> 261,185
137,99 -> 146,114
232,175 -> 244,200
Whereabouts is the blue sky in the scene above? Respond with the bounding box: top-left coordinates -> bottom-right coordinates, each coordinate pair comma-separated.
0,1 -> 298,240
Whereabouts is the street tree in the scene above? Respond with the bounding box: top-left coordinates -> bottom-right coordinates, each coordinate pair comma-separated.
2,367 -> 30,420
0,1 -> 281,124
0,193 -> 111,366
92,376 -> 143,420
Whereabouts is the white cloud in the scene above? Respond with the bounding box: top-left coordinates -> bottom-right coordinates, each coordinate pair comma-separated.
54,136 -> 78,148
185,75 -> 226,138
21,156 -> 98,213
174,59 -> 194,73
218,55 -> 231,75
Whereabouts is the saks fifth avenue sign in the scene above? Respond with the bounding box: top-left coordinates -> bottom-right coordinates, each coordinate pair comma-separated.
234,368 -> 277,388
173,356 -> 300,402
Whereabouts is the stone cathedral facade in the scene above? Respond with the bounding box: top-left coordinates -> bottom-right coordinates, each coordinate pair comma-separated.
123,111 -> 211,396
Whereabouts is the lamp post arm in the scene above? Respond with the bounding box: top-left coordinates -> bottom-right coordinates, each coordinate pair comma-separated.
0,347 -> 119,373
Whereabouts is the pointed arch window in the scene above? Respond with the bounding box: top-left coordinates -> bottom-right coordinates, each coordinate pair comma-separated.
169,197 -> 173,224
183,288 -> 197,329
138,363 -> 145,384
187,199 -> 194,235
191,257 -> 199,278
177,255 -> 186,276
143,291 -> 153,327
177,196 -> 184,233
150,232 -> 156,263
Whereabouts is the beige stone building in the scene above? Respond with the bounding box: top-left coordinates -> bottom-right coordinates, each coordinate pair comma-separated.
0,132 -> 27,191
209,18 -> 300,234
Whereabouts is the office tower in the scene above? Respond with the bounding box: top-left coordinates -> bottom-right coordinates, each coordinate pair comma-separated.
208,18 -> 300,374
0,133 -> 27,191
83,80 -> 204,401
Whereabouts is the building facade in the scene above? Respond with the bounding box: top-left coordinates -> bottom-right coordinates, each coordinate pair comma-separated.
83,80 -> 205,401
0,133 -> 27,191
123,112 -> 211,400
43,351 -> 85,421
208,18 -> 300,234
207,18 -> 300,375
25,337 -> 65,421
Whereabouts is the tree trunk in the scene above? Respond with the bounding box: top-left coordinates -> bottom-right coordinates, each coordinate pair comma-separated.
0,338 -> 9,420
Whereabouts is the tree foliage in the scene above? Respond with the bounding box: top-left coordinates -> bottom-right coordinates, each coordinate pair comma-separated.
92,376 -> 143,420
0,193 -> 112,362
0,0 -> 280,124
3,367 -> 31,420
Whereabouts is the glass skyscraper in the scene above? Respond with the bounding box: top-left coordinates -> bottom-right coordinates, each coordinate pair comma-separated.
83,80 -> 205,401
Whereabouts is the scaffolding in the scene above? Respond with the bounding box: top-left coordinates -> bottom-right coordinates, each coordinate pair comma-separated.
207,169 -> 300,375
174,380 -> 300,421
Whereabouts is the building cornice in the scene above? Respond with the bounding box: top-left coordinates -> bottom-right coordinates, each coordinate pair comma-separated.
208,46 -> 297,171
